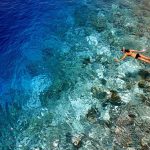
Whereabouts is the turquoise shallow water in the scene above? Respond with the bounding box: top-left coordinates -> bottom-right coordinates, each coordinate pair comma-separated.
0,0 -> 150,149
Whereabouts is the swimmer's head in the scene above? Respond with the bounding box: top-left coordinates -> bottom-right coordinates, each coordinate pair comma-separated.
121,47 -> 129,53
121,47 -> 125,52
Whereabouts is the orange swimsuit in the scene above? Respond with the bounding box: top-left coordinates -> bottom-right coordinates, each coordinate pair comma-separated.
125,50 -> 140,59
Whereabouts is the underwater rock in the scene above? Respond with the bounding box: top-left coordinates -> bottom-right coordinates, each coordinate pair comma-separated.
114,109 -> 144,148
110,90 -> 121,101
101,78 -> 107,85
115,126 -> 132,147
82,57 -> 91,66
141,134 -> 150,149
108,90 -> 121,105
116,111 -> 134,126
138,80 -> 150,89
138,80 -> 146,88
139,94 -> 150,106
91,86 -> 107,99
128,113 -> 136,119
52,139 -> 59,148
71,134 -> 83,148
86,107 -> 100,123
125,82 -> 132,90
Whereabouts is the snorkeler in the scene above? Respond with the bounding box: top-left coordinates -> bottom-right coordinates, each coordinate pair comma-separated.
114,47 -> 150,64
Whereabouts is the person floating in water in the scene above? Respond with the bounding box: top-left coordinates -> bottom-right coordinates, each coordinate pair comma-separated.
114,47 -> 150,64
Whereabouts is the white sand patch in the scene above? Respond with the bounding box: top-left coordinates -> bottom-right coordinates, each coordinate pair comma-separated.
25,75 -> 52,109
86,35 -> 98,46
119,92 -> 132,103
96,64 -> 105,79
106,77 -> 126,89
102,107 -> 110,121
117,61 -> 142,74
96,45 -> 111,56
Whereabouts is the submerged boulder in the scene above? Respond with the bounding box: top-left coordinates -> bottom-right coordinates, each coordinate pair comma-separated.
91,86 -> 107,100
139,94 -> 150,106
82,57 -> 91,66
108,90 -> 122,105
86,107 -> 100,123
138,79 -> 150,96
138,80 -> 146,88
72,134 -> 83,148
141,134 -> 150,150
138,70 -> 150,80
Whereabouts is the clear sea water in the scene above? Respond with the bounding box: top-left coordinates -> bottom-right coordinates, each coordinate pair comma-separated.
0,0 -> 150,149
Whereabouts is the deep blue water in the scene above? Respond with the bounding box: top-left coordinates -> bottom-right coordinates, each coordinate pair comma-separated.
0,0 -> 77,107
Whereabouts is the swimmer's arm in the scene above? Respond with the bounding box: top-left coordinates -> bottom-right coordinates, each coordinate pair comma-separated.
130,49 -> 146,53
114,54 -> 127,62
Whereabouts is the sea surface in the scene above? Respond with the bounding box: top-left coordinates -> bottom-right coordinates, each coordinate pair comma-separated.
0,0 -> 150,149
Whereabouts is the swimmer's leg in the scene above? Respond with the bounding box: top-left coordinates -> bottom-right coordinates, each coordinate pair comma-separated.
139,54 -> 150,60
138,57 -> 150,63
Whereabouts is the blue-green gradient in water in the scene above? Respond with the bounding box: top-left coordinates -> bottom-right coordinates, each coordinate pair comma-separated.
0,0 -> 150,149
0,0 -> 77,108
